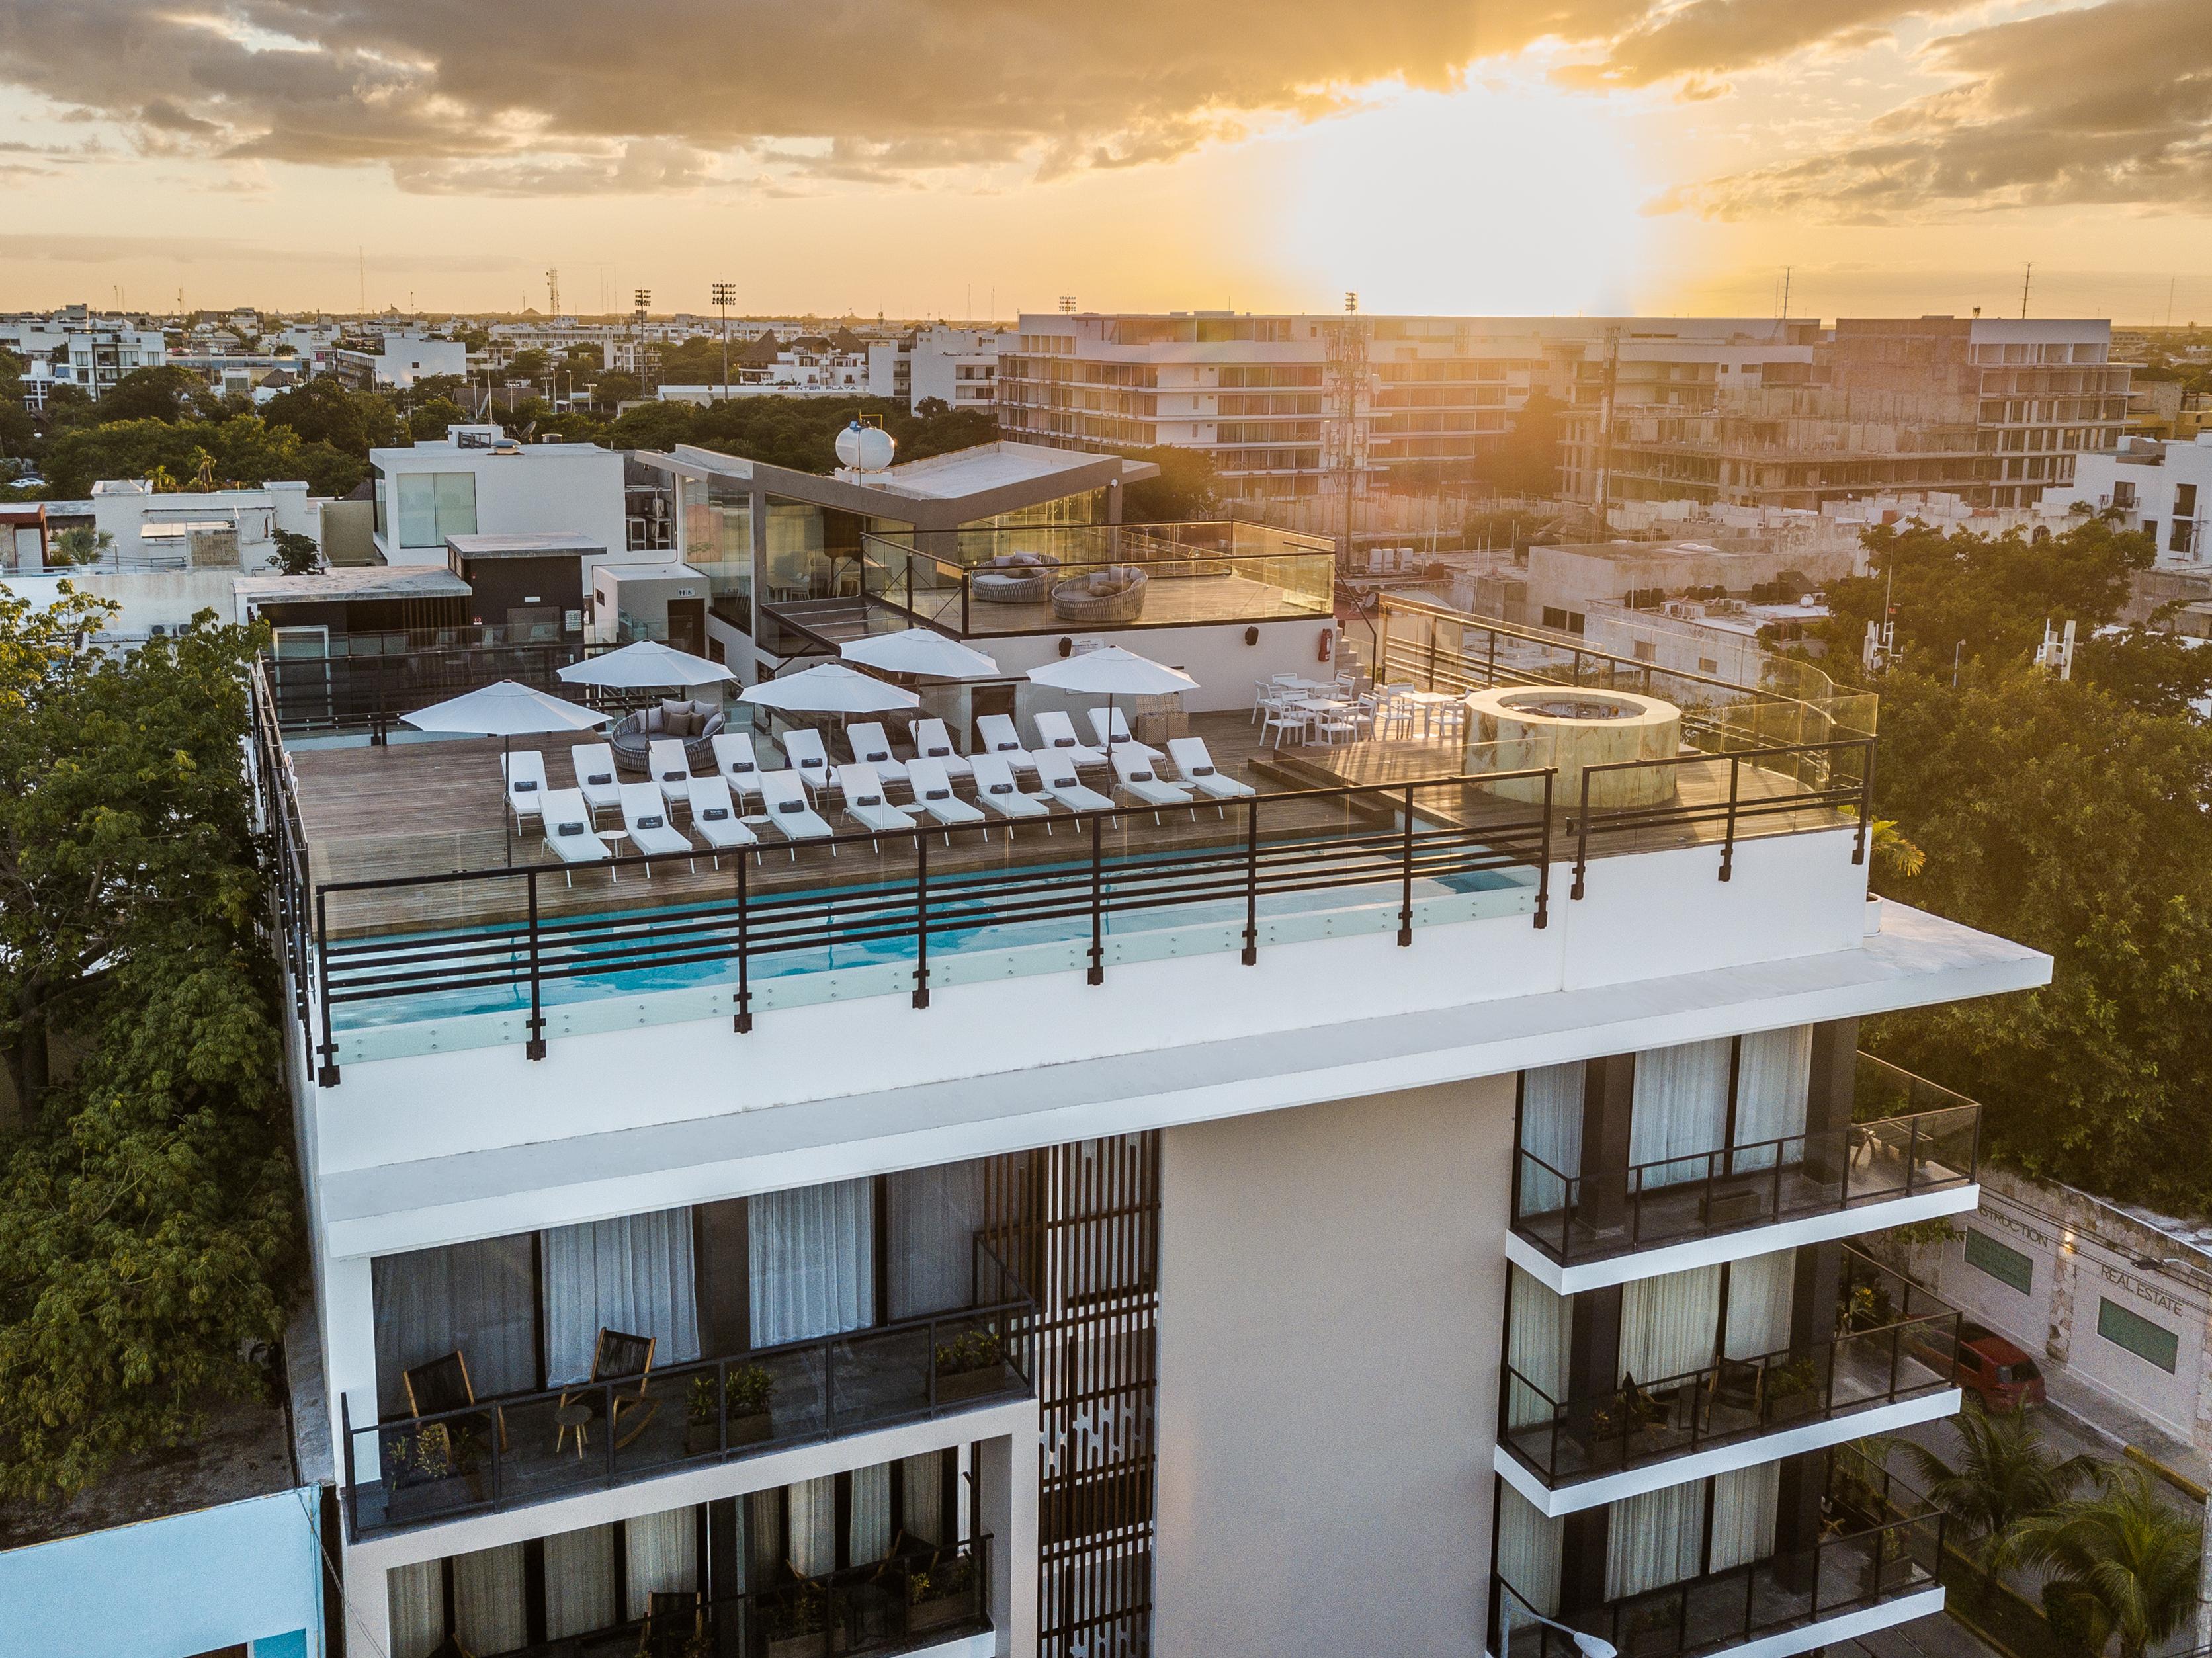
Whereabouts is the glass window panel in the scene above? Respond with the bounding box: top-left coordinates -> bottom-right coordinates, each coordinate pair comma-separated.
2097,1298 -> 2179,1372
1963,1229 -> 2034,1295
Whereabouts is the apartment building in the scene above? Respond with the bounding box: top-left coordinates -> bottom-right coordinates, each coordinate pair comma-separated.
2041,433 -> 2212,564
869,328 -> 1011,414
996,313 -> 1806,503
1564,319 -> 2133,514
368,425 -> 626,587
333,329 -> 470,391
0,311 -> 169,405
251,538 -> 2045,1657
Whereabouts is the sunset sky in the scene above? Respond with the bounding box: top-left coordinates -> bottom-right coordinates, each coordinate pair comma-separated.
0,0 -> 2207,323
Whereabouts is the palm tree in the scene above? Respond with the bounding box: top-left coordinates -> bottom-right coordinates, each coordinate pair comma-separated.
1896,1403 -> 2096,1588
2012,1465 -> 2202,1658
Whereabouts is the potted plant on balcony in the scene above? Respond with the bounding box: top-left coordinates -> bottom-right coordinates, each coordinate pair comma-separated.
1840,1280 -> 1894,1335
906,1552 -> 978,1635
762,1584 -> 828,1658
1765,1357 -> 1822,1425
685,1365 -> 775,1455
934,1329 -> 1015,1406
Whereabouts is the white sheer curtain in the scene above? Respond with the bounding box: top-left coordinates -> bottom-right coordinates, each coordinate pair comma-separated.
541,1208 -> 702,1385
544,1523 -> 617,1639
1622,1263 -> 1723,1384
372,1235 -> 539,1417
1507,1264 -> 1572,1426
1732,1027 -> 1812,1170
1521,1063 -> 1585,1211
1631,1039 -> 1734,1187
1724,1251 -> 1797,1360
1496,1481 -> 1565,1616
1607,1481 -> 1709,1600
751,1179 -> 875,1348
624,1507 -> 699,1615
747,1489 -> 783,1585
852,1462 -> 893,1562
386,1559 -> 443,1658
902,1450 -> 946,1544
886,1161 -> 986,1319
454,1542 -> 528,1655
1710,1463 -> 1781,1571
789,1475 -> 838,1576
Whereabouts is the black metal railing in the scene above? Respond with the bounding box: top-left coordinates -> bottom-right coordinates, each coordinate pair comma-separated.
261,638 -> 671,735
306,772 -> 1555,1083
1500,1249 -> 1961,1486
1492,1453 -> 1943,1658
1511,1078 -> 1979,1266
340,1293 -> 1034,1542
505,1532 -> 992,1658
248,657 -> 316,1045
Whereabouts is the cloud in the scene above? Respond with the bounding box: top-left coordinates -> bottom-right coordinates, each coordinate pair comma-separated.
1673,0 -> 2212,219
0,233 -> 523,272
0,0 -> 2201,221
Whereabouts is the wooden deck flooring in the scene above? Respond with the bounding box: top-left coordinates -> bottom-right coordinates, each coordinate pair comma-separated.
288,708 -> 1848,940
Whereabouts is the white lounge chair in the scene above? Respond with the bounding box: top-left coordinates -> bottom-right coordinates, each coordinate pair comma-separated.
779,727 -> 834,796
710,731 -> 767,807
845,723 -> 910,786
907,718 -> 973,780
540,788 -> 611,885
1031,710 -> 1108,769
969,752 -> 1052,834
1111,748 -> 1197,823
685,776 -> 759,867
646,738 -> 695,811
619,780 -> 695,874
1167,737 -> 1254,819
906,757 -> 988,845
1034,750 -> 1115,814
569,742 -> 621,823
1085,706 -> 1162,762
837,764 -> 919,850
760,771 -> 837,860
974,714 -> 1041,778
503,749 -> 550,832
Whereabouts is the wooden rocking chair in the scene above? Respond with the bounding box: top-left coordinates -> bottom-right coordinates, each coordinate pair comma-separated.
559,1327 -> 658,1454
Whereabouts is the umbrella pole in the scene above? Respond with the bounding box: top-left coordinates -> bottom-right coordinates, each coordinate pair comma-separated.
503,733 -> 514,867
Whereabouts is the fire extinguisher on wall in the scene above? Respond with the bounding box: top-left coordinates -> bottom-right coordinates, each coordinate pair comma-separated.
1317,628 -> 1334,664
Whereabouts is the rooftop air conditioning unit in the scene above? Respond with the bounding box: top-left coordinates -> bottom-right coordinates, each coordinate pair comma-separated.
490,439 -> 523,456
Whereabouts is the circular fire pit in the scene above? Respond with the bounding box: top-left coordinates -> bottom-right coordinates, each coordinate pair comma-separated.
1462,686 -> 1682,808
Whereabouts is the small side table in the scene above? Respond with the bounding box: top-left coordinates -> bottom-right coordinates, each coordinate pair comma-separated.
554,1401 -> 593,1461
597,826 -> 630,882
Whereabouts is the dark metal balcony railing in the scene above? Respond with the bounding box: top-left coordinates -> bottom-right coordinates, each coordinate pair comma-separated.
339,1296 -> 1033,1542
1500,1250 -> 1960,1487
1511,1065 -> 1978,1267
501,1532 -> 991,1658
1492,1455 -> 1943,1658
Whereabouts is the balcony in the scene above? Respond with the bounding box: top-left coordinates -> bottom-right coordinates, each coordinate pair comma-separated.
1500,1250 -> 1959,1495
495,1532 -> 991,1658
1510,1057 -> 1980,1272
340,1298 -> 1032,1542
1493,1455 -> 1943,1658
761,520 -> 1335,650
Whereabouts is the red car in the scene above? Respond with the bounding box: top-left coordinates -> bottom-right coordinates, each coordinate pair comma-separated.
1947,1321 -> 2048,1409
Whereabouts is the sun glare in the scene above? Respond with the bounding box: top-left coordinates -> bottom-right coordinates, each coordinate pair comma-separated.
1268,76 -> 1656,315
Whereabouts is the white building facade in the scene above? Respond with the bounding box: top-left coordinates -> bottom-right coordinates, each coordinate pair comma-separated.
0,315 -> 169,405
2041,433 -> 2212,564
251,579 -> 2046,1658
368,426 -> 626,583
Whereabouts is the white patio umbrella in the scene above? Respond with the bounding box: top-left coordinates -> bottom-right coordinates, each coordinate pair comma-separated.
1025,645 -> 1199,760
556,639 -> 736,690
838,628 -> 1001,681
401,680 -> 610,865
740,661 -> 921,716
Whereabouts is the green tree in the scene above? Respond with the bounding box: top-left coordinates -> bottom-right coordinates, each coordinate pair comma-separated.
46,526 -> 114,567
95,366 -> 210,425
259,376 -> 400,458
271,528 -> 319,576
1818,519 -> 2154,670
1484,391 -> 1562,497
0,349 -> 36,461
2015,1466 -> 2201,1658
1897,1403 -> 2097,1588
44,417 -> 364,500
0,591 -> 299,1497
2073,628 -> 2212,722
1120,444 -> 1220,523
406,397 -> 469,442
